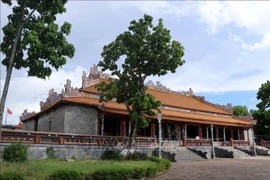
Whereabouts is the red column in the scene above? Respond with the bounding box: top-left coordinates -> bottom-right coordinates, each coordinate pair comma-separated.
198,125 -> 203,139
176,124 -> 181,140
151,121 -> 156,137
121,119 -> 126,137
216,127 -> 219,141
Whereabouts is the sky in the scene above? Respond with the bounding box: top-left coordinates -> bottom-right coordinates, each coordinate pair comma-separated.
1,1 -> 269,125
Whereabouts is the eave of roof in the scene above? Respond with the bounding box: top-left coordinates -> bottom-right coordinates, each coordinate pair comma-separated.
22,96 -> 252,127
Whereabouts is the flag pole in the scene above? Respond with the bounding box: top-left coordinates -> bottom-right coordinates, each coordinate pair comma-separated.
4,111 -> 7,126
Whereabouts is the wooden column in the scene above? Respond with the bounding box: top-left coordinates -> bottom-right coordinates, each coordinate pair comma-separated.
184,124 -> 187,139
206,126 -> 209,139
121,119 -> 126,137
247,128 -> 250,141
223,127 -> 226,146
230,128 -> 233,140
241,129 -> 244,140
198,125 -> 203,139
215,127 -> 219,141
176,124 -> 181,140
151,121 -> 156,137
98,113 -> 104,136
238,129 -> 240,140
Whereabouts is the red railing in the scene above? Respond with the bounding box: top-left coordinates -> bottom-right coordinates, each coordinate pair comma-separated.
183,139 -> 212,146
260,140 -> 270,148
0,129 -> 156,147
230,139 -> 250,146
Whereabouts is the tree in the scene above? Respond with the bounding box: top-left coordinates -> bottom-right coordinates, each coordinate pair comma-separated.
252,80 -> 270,136
0,0 -> 75,171
0,0 -> 75,125
233,105 -> 249,116
96,14 -> 185,152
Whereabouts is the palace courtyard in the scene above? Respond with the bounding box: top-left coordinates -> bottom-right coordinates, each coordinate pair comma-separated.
154,157 -> 270,180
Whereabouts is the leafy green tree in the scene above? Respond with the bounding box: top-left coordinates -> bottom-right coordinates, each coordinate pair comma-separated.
252,80 -> 270,136
0,0 -> 75,133
233,105 -> 249,116
96,14 -> 185,151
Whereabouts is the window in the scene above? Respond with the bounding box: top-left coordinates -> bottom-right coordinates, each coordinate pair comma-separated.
49,121 -> 52,131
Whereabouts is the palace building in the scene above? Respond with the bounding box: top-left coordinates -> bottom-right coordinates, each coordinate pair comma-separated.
20,65 -> 254,145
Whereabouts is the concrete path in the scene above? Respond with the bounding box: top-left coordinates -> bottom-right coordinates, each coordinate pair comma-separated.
153,156 -> 270,180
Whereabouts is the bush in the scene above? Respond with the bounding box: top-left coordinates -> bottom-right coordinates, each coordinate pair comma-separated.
125,152 -> 148,161
100,150 -> 124,161
0,172 -> 25,180
2,143 -> 28,163
46,147 -> 56,159
145,166 -> 158,177
149,156 -> 171,171
48,170 -> 82,180
132,167 -> 147,179
91,168 -> 132,180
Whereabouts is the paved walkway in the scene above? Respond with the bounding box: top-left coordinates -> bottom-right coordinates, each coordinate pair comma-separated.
153,157 -> 270,180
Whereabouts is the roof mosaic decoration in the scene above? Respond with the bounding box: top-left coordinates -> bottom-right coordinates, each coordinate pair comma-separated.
20,109 -> 36,121
82,64 -> 110,88
40,88 -> 62,110
145,80 -> 194,96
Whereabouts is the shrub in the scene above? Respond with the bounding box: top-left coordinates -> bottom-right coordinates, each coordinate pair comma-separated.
100,150 -> 124,161
91,169 -> 132,180
125,152 -> 148,161
46,147 -> 56,159
0,172 -> 25,180
48,170 -> 82,180
2,143 -> 28,163
149,156 -> 171,171
145,166 -> 158,177
132,167 -> 147,179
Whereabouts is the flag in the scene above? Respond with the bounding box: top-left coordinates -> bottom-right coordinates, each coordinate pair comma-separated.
7,108 -> 12,115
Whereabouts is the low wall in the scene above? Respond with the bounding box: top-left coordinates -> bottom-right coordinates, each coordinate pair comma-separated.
0,143 -> 155,160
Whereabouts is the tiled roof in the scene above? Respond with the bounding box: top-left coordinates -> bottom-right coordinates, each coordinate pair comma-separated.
22,96 -> 252,127
66,97 -> 251,127
82,78 -> 231,115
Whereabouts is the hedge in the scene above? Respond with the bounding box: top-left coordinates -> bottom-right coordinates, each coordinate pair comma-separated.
0,172 -> 25,180
48,156 -> 171,180
48,170 -> 82,180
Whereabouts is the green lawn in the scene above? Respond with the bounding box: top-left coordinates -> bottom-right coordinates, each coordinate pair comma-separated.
3,160 -> 158,180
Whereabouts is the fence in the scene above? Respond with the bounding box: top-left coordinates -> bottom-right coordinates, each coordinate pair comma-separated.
0,129 -> 251,147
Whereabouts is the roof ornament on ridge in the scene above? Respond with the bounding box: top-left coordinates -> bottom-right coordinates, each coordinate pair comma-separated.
82,64 -> 110,88
145,80 -> 170,91
20,109 -> 36,121
62,79 -> 80,97
40,88 -> 62,110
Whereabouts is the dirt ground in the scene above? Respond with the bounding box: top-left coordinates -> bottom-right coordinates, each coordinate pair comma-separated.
153,157 -> 270,180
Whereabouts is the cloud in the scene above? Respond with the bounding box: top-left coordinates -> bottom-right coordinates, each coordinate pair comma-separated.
1,66 -> 85,125
113,1 -> 270,51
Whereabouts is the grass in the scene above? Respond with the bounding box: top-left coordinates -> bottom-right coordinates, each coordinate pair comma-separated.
2,159 -> 158,180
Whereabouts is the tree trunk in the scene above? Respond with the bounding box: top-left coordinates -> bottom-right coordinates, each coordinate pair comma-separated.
0,1 -> 26,174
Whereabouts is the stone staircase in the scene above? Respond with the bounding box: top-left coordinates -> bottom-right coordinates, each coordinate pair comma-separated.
256,146 -> 270,156
157,147 -> 207,162
215,147 -> 251,158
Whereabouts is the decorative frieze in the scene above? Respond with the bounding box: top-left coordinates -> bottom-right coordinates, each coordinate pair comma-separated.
235,114 -> 254,121
20,109 -> 36,121
61,79 -> 80,97
82,64 -> 110,88
161,105 -> 231,118
40,88 -> 62,110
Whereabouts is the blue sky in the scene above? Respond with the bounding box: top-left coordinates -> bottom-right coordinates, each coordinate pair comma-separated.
1,1 -> 269,124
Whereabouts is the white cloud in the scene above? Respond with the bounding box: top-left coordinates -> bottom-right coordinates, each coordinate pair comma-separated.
228,31 -> 242,43
1,66 -> 85,125
114,1 -> 270,51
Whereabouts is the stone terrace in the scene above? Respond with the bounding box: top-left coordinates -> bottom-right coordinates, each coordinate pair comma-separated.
153,157 -> 270,180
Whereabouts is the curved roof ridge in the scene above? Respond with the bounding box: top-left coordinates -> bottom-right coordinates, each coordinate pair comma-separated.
192,95 -> 233,114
